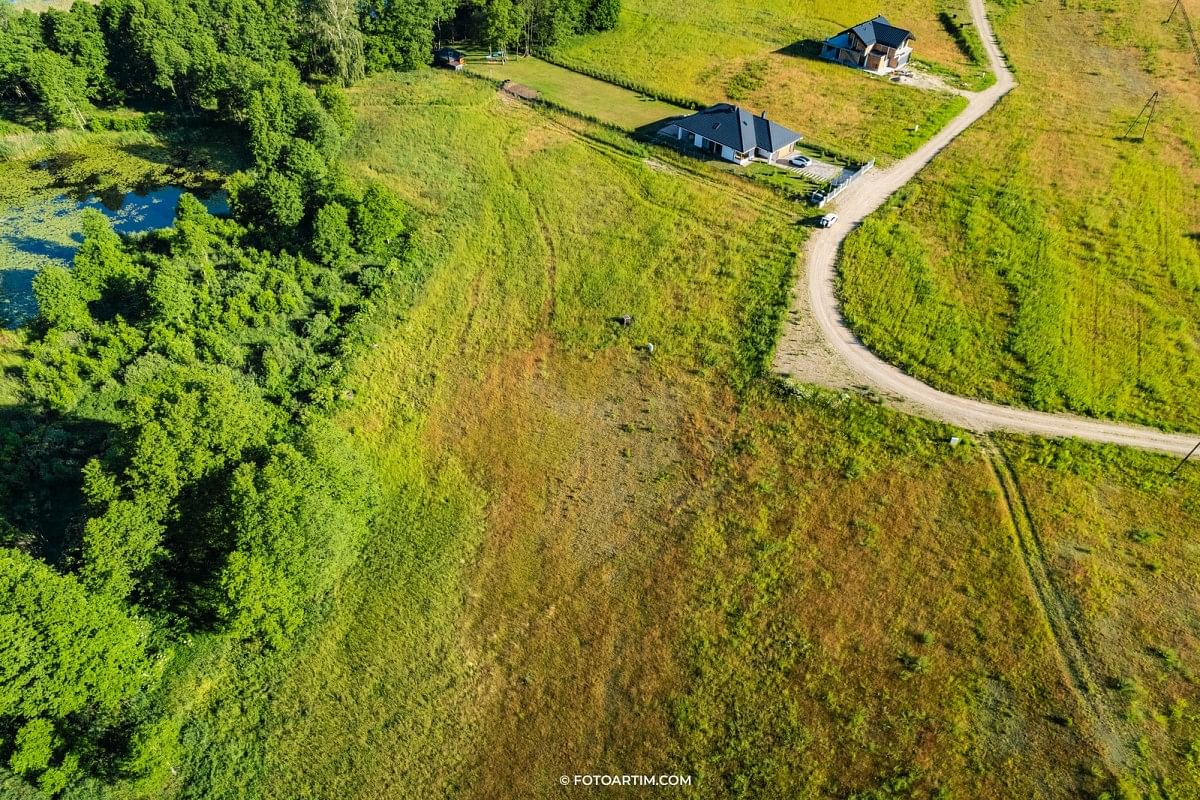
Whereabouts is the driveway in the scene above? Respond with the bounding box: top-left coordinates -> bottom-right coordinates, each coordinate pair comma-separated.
778,156 -> 844,182
773,0 -> 1200,457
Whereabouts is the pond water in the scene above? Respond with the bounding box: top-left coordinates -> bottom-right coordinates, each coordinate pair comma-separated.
0,185 -> 228,328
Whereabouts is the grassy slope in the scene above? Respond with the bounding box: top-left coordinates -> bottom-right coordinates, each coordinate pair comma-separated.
168,71 -> 800,798
159,71 -> 1200,800
840,0 -> 1200,431
1003,436 -> 1200,795
462,55 -> 691,130
665,391 -> 1096,799
550,0 -> 981,162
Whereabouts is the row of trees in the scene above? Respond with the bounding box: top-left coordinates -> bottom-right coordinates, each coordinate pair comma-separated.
448,0 -> 620,57
0,0 -> 622,130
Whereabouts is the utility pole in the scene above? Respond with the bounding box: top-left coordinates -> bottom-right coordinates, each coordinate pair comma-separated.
1122,92 -> 1160,141
1170,440 -> 1200,478
1167,0 -> 1182,24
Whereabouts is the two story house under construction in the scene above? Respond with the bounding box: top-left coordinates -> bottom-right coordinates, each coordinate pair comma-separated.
820,16 -> 915,75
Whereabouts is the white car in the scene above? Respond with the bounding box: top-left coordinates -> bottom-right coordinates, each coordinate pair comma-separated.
818,213 -> 839,228
790,155 -> 812,168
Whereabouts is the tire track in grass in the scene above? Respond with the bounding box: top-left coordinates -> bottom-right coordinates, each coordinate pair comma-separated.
984,441 -> 1130,774
529,202 -> 557,326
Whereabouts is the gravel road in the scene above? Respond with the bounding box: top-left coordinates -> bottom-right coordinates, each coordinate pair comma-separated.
774,0 -> 1200,457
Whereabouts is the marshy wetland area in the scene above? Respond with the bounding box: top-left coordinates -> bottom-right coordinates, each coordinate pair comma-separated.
0,127 -> 238,325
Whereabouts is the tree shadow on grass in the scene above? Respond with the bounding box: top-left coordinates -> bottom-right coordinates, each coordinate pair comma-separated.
774,39 -> 826,60
119,142 -> 177,168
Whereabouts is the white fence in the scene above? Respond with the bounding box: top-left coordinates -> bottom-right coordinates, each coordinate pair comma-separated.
815,159 -> 875,208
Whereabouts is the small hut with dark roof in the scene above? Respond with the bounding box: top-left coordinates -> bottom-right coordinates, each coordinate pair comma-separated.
433,48 -> 466,70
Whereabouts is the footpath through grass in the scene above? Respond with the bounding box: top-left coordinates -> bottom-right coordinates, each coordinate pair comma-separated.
840,0 -> 1200,431
155,70 -> 1200,800
550,0 -> 982,162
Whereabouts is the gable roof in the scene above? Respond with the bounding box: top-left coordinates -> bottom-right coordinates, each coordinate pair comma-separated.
842,15 -> 915,49
673,104 -> 802,154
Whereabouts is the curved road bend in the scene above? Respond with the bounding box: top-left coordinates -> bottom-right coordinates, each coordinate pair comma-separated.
775,0 -> 1200,457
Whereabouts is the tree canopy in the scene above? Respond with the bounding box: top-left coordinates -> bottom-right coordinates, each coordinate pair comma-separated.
0,0 -> 620,791
2,0 -> 622,130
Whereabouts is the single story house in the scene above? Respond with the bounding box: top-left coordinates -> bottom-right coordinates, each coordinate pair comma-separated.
433,47 -> 466,70
821,16 -> 914,74
668,103 -> 802,166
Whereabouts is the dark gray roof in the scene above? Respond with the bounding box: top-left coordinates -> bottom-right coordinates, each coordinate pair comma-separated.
847,16 -> 914,49
674,103 -> 802,154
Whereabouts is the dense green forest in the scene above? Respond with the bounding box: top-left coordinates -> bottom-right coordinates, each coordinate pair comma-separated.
0,0 -> 619,131
0,0 -> 616,794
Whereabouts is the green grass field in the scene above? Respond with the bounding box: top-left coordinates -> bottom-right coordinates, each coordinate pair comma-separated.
7,0 -> 78,11
145,70 -> 804,798
549,0 -> 984,162
3,9 -> 1198,790
1002,435 -> 1200,795
840,0 -> 1200,431
132,71 -> 1200,799
463,55 -> 691,130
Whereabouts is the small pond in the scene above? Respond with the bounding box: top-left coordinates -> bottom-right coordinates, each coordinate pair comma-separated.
0,185 -> 228,328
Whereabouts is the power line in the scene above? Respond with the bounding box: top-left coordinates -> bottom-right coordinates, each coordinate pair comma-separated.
1170,440 -> 1200,478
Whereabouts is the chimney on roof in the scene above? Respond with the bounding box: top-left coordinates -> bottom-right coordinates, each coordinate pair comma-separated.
761,110 -> 768,119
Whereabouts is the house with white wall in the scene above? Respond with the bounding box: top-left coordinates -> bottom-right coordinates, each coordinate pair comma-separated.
668,104 -> 802,166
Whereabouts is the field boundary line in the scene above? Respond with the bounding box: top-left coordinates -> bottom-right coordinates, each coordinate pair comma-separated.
1176,0 -> 1200,74
985,443 -> 1130,773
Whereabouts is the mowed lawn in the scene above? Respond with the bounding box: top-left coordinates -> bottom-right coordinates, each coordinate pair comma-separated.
551,0 -> 981,161
156,70 -> 1200,800
840,0 -> 1200,431
464,55 -> 690,130
8,0 -> 76,10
